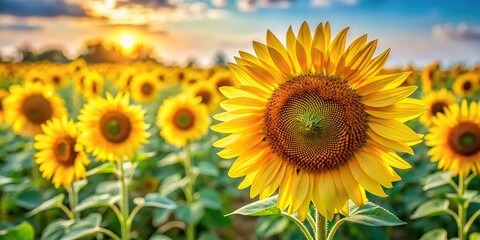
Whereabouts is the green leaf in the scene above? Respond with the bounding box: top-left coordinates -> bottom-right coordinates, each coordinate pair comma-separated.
15,188 -> 43,209
61,213 -> 102,239
138,193 -> 177,209
470,232 -> 480,240
419,228 -> 447,240
226,196 -> 280,217
198,232 -> 220,240
199,188 -> 222,210
472,195 -> 480,204
197,162 -> 219,177
0,175 -> 13,187
157,152 -> 181,167
95,181 -> 119,196
41,219 -> 73,240
411,199 -> 449,219
422,172 -> 453,191
256,216 -> 289,238
159,174 -> 188,196
343,201 -> 405,226
149,234 -> 173,240
76,194 -> 120,212
0,221 -> 35,240
86,162 -> 117,176
446,191 -> 478,205
25,194 -> 65,218
175,202 -> 205,225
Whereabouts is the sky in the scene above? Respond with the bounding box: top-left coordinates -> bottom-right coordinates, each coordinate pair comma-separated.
0,0 -> 479,67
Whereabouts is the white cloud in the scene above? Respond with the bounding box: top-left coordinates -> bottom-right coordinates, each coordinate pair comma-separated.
432,22 -> 480,41
211,0 -> 227,7
310,0 -> 358,7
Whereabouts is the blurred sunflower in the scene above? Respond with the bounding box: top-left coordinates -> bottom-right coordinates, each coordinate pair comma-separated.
426,100 -> 480,176
117,68 -> 136,92
24,70 -> 47,86
188,82 -> 220,112
157,94 -> 210,147
152,68 -> 168,84
48,72 -> 66,88
131,73 -> 159,103
182,71 -> 204,89
210,71 -> 238,94
78,92 -> 150,161
420,89 -> 456,127
0,89 -> 8,123
4,83 -> 67,136
421,61 -> 440,93
453,72 -> 479,97
34,117 -> 89,188
82,71 -> 104,99
211,22 -> 423,220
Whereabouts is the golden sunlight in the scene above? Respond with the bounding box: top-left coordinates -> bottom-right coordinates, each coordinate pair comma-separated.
118,33 -> 137,53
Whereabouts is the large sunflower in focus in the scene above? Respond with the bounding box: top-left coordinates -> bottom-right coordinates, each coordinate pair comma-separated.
453,72 -> 478,97
157,94 -> 210,147
4,83 -> 67,136
426,100 -> 480,176
34,117 -> 89,188
420,89 -> 456,127
78,93 -> 150,161
211,22 -> 423,220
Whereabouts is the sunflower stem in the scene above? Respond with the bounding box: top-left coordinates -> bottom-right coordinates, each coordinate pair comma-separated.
327,219 -> 346,240
457,174 -> 467,240
183,142 -> 195,240
58,204 -> 74,220
68,184 -> 79,221
315,210 -> 327,240
118,160 -> 130,240
280,212 -> 314,240
307,213 -> 316,234
96,227 -> 121,240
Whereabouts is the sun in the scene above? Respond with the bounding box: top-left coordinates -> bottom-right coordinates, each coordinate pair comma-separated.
118,33 -> 137,52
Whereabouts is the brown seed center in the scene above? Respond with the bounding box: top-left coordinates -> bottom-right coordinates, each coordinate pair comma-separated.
54,136 -> 77,166
99,111 -> 132,143
462,81 -> 472,91
21,94 -> 53,124
264,74 -> 367,173
196,90 -> 212,105
141,82 -> 154,96
431,101 -> 447,116
448,121 -> 480,156
173,108 -> 195,130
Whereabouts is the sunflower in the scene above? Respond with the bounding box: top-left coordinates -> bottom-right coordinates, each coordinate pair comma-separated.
188,82 -> 221,112
210,71 -> 238,94
211,22 -> 423,220
34,117 -> 89,188
131,73 -> 159,103
4,83 -> 67,136
78,92 -> 150,162
0,89 -> 8,123
117,68 -> 136,92
24,70 -> 47,86
426,100 -> 480,176
421,61 -> 440,93
48,71 -> 66,88
453,72 -> 479,97
82,71 -> 104,99
420,89 -> 456,127
157,94 -> 210,147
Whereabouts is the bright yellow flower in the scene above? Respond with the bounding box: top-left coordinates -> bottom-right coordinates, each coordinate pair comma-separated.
157,94 -> 210,147
212,22 -> 423,220
131,73 -> 159,103
0,89 -> 8,123
426,100 -> 480,177
82,71 -> 104,99
188,82 -> 221,113
421,61 -> 440,93
78,92 -> 150,161
453,72 -> 479,97
34,117 -> 89,188
4,83 -> 67,136
420,89 -> 456,127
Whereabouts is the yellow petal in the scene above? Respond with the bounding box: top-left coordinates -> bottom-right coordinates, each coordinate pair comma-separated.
368,118 -> 421,142
362,86 -> 417,107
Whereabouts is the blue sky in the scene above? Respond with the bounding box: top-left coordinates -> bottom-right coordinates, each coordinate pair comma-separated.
0,0 -> 479,67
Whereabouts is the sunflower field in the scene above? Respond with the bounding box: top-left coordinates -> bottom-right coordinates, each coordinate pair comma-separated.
0,22 -> 480,240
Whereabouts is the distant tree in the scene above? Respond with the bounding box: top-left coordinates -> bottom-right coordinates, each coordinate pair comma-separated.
78,39 -> 157,64
17,43 -> 69,63
214,51 -> 227,66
